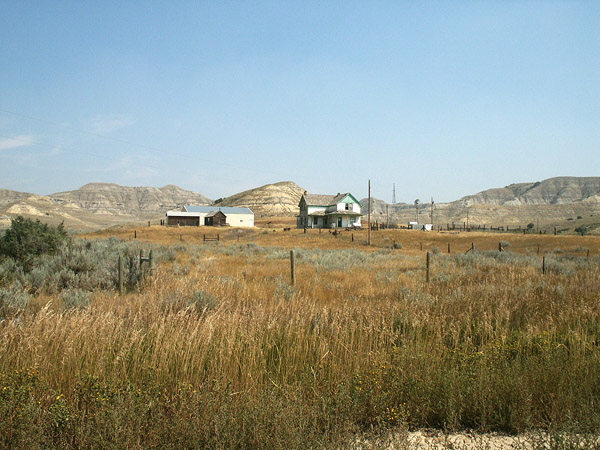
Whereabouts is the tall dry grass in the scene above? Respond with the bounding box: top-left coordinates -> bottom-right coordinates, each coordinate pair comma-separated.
1,228 -> 600,448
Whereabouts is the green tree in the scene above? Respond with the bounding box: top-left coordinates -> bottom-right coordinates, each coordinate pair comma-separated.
0,216 -> 68,271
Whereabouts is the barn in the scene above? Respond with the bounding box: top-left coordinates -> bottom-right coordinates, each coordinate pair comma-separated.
166,205 -> 254,227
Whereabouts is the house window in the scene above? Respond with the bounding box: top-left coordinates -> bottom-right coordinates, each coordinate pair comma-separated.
350,217 -> 356,224
345,203 -> 351,210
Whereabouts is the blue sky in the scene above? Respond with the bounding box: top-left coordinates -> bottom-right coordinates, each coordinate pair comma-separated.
1,1 -> 598,203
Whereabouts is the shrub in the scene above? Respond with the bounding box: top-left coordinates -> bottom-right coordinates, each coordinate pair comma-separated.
0,216 -> 68,271
0,281 -> 30,319
61,289 -> 91,310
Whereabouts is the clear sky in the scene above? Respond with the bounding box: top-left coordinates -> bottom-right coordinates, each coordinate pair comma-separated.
1,1 -> 598,203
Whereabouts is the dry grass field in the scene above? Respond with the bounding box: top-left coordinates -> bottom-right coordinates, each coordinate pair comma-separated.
1,222 -> 600,449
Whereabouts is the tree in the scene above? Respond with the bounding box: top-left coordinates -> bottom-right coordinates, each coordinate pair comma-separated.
0,216 -> 67,271
527,222 -> 535,230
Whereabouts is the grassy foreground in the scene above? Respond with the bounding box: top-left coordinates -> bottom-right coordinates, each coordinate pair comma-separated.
1,226 -> 600,449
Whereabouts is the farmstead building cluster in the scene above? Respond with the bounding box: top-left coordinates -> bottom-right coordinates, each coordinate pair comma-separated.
297,192 -> 362,229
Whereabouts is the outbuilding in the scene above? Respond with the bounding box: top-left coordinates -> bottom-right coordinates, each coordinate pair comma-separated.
166,205 -> 254,227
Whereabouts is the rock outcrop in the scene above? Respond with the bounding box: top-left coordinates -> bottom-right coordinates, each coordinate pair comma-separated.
50,183 -> 212,219
217,181 -> 305,216
456,177 -> 600,206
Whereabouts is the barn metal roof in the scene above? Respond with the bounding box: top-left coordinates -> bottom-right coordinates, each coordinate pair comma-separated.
183,205 -> 253,214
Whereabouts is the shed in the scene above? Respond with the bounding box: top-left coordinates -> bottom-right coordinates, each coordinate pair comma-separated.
204,210 -> 227,227
166,205 -> 254,227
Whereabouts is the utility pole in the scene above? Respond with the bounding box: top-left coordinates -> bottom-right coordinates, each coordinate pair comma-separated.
392,183 -> 396,205
430,197 -> 434,227
368,180 -> 371,246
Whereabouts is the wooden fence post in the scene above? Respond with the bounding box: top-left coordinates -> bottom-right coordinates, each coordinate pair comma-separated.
290,250 -> 296,286
447,243 -> 450,253
426,251 -> 431,283
140,249 -> 145,281
542,256 -> 546,275
352,233 -> 354,242
134,230 -> 137,239
118,255 -> 124,296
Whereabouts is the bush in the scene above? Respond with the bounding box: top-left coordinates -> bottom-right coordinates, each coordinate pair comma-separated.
61,289 -> 91,310
0,216 -> 68,271
0,281 -> 30,319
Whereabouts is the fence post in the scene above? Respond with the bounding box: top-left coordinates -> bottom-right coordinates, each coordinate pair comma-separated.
447,243 -> 450,253
140,249 -> 145,281
148,221 -> 150,227
542,256 -> 546,275
472,242 -> 475,252
290,250 -> 296,286
420,242 -> 423,251
352,233 -> 354,242
118,255 -> 124,296
134,230 -> 137,239
426,251 -> 431,283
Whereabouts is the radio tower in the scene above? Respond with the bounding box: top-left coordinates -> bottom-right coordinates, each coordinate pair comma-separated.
392,183 -> 396,204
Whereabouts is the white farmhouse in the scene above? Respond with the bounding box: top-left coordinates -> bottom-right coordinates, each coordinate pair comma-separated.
298,192 -> 362,229
166,205 -> 254,227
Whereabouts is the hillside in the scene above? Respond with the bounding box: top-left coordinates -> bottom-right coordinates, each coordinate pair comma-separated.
456,176 -> 600,206
361,176 -> 600,234
2,176 -> 600,232
0,192 -> 130,230
1,183 -> 212,230
50,183 -> 212,219
217,181 -> 305,217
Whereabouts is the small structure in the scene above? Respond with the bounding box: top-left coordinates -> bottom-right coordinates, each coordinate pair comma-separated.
166,205 -> 254,227
409,222 -> 433,231
204,210 -> 227,227
298,192 -> 362,229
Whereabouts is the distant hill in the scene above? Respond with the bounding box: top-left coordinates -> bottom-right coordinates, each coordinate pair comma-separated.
216,181 -> 305,216
50,183 -> 212,219
2,176 -> 600,232
455,176 -> 600,206
361,177 -> 600,234
0,189 -> 34,207
1,183 -> 212,230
